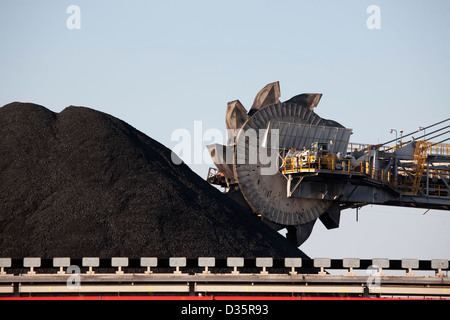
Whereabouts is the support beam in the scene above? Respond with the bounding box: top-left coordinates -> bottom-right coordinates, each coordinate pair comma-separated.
286,175 -> 303,197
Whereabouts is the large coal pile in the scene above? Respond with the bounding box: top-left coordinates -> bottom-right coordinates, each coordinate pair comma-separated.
0,102 -> 307,259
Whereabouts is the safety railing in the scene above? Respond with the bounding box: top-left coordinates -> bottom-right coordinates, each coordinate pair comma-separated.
283,140 -> 450,196
348,141 -> 450,156
282,156 -> 393,185
347,143 -> 407,154
429,143 -> 450,157
347,142 -> 371,153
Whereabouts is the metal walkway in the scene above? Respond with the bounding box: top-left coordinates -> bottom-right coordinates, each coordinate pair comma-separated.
1,257 -> 449,299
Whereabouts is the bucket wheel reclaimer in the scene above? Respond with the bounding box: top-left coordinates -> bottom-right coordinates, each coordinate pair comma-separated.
206,82 -> 352,246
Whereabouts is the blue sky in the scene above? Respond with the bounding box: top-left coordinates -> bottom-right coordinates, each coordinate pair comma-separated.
1,0 -> 449,260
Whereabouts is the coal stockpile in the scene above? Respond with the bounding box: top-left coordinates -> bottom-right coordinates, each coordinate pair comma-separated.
0,102 -> 308,259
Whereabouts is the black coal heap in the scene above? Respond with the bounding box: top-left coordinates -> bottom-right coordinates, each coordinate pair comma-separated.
0,102 -> 307,259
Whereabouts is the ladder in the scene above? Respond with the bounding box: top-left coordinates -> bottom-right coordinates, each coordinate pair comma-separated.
409,141 -> 431,194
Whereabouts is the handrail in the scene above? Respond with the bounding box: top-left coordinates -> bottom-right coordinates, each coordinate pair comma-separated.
282,156 -> 387,182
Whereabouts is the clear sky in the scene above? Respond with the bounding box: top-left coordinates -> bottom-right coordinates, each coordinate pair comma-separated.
1,0 -> 449,260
